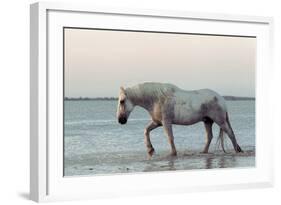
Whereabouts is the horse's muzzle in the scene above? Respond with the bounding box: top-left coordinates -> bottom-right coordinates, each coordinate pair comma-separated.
118,116 -> 127,124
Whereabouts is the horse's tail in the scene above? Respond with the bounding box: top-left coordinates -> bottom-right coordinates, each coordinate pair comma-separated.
217,128 -> 227,153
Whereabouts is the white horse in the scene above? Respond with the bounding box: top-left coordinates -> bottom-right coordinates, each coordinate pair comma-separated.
116,82 -> 243,157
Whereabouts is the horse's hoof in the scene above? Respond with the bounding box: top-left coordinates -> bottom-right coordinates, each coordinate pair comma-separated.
170,151 -> 177,157
147,147 -> 155,157
236,146 -> 243,153
200,151 -> 208,154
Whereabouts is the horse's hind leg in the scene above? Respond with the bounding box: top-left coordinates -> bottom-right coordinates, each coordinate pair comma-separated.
219,116 -> 243,153
202,118 -> 214,153
144,121 -> 160,157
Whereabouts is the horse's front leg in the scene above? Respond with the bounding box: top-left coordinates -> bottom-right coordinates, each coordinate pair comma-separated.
162,120 -> 177,156
144,121 -> 160,157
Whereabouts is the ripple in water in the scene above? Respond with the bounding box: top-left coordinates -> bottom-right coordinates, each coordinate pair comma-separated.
64,100 -> 255,176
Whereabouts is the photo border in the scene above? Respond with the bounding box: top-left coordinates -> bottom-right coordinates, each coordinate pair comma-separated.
30,2 -> 274,202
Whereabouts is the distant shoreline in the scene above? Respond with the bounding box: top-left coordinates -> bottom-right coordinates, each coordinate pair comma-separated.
64,96 -> 255,101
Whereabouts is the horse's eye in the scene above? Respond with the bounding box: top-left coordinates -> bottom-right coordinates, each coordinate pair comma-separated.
120,100 -> 125,104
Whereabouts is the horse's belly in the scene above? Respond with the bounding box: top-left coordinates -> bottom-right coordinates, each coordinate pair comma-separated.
173,104 -> 202,125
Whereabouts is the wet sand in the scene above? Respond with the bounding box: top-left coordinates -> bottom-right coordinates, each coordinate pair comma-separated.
64,146 -> 255,176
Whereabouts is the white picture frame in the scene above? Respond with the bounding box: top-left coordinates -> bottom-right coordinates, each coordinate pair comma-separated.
30,2 -> 274,202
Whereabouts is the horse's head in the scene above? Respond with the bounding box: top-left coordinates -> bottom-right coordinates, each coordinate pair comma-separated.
116,86 -> 134,124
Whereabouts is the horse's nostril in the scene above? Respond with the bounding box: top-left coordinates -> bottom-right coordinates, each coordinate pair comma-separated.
118,117 -> 127,124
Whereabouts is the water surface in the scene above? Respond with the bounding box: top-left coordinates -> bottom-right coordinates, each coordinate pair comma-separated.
64,100 -> 255,176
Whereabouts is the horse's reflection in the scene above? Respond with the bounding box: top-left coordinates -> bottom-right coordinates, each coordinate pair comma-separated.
167,157 -> 176,171
205,157 -> 213,169
143,153 -> 238,172
205,155 -> 236,169
143,156 -> 176,172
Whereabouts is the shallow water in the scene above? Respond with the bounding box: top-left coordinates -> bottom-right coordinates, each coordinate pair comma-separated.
64,100 -> 255,176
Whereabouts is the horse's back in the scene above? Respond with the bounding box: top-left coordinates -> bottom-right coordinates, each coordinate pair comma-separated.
176,88 -> 224,105
172,88 -> 227,125
193,89 -> 225,106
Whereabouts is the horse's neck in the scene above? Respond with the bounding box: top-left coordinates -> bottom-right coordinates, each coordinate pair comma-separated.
127,88 -> 155,112
129,95 -> 154,112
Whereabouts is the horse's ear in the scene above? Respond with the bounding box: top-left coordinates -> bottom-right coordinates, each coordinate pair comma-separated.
120,86 -> 126,94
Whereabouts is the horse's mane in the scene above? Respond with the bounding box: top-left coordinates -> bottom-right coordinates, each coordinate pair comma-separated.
126,82 -> 179,102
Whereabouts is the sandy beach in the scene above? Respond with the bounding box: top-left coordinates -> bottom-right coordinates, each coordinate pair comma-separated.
64,146 -> 255,176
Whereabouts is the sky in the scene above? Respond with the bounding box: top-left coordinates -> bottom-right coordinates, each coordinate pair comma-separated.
64,28 -> 256,98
